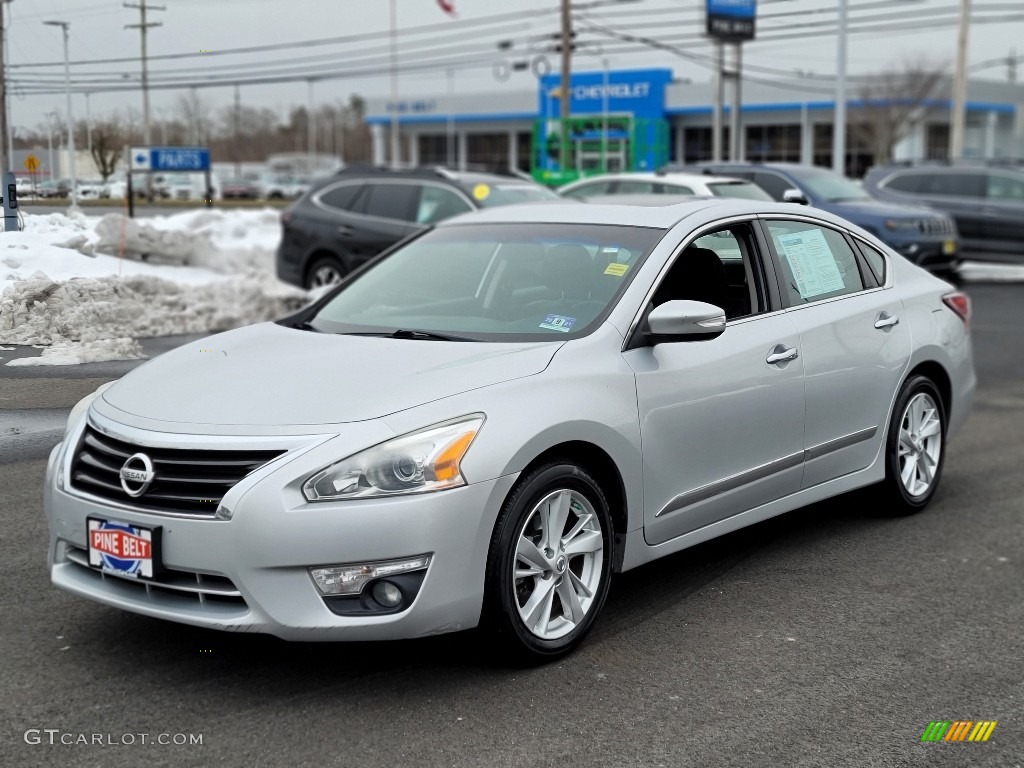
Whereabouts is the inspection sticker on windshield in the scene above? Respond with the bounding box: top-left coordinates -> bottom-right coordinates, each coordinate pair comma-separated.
472,183 -> 490,201
604,262 -> 628,277
540,314 -> 576,332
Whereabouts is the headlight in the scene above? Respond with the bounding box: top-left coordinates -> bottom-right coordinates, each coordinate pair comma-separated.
884,218 -> 919,232
64,382 -> 114,437
302,414 -> 485,501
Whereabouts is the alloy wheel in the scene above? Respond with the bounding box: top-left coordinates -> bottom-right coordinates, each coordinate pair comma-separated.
310,264 -> 343,289
897,392 -> 943,497
512,489 -> 605,641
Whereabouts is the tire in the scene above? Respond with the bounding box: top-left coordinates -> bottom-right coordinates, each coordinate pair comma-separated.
483,461 -> 614,661
304,255 -> 346,290
877,375 -> 946,515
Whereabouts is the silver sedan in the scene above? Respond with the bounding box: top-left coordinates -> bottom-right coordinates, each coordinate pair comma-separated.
44,198 -> 975,659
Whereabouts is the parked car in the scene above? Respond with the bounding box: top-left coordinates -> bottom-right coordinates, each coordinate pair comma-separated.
220,176 -> 262,200
276,166 -> 561,289
260,174 -> 307,200
47,197 -> 975,658
75,179 -> 108,200
37,179 -> 70,199
863,163 -> 1024,257
559,171 -> 774,202
15,176 -> 34,197
682,163 -> 960,275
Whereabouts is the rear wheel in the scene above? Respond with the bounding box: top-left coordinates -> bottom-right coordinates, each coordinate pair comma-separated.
304,255 -> 346,290
484,462 -> 613,661
877,375 -> 946,515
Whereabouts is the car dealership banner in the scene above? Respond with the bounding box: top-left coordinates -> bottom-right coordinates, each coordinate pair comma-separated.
706,0 -> 756,41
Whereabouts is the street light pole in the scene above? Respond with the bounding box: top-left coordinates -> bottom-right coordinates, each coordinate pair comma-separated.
44,20 -> 77,207
949,0 -> 971,159
559,0 -> 572,174
388,0 -> 400,168
832,0 -> 848,174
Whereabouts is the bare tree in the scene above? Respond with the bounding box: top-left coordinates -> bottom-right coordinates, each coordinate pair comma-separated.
90,116 -> 126,181
851,59 -> 946,165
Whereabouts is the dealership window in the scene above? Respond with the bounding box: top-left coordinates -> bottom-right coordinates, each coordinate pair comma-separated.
925,125 -> 949,160
812,123 -> 872,176
683,127 -> 731,163
467,133 -> 510,169
516,132 -> 532,172
745,124 -> 801,163
418,134 -> 459,167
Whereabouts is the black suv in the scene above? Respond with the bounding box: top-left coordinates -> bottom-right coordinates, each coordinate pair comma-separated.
863,163 -> 1024,258
276,167 -> 559,289
679,162 -> 960,274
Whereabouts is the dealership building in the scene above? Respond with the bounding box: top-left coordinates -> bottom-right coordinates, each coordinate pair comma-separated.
364,67 -> 1024,178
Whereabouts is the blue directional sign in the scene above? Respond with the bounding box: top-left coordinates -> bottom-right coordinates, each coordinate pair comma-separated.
706,0 -> 756,40
130,146 -> 210,172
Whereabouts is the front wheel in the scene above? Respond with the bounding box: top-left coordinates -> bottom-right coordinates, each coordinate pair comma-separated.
877,375 -> 946,515
484,462 -> 613,661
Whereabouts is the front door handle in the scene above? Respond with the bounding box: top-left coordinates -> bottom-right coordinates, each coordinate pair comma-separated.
874,312 -> 900,330
766,345 -> 799,365
337,225 -> 355,237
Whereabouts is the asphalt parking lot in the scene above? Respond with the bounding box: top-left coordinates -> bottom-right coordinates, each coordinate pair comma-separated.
1,283 -> 1021,768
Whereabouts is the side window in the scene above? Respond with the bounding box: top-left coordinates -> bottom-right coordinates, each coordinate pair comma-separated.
766,220 -> 865,305
651,223 -> 765,321
415,185 -> 472,224
615,180 -> 656,194
924,172 -> 985,198
663,183 -> 695,195
359,183 -> 419,221
856,241 -> 888,285
561,180 -> 612,199
883,173 -> 925,194
752,172 -> 793,201
318,183 -> 363,211
986,173 -> 1024,200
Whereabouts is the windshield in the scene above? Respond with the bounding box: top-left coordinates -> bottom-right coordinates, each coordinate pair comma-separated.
471,183 -> 560,208
794,168 -> 871,202
706,181 -> 774,201
311,223 -> 664,341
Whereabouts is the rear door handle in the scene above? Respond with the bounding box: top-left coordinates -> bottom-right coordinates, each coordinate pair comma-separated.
337,225 -> 355,237
766,345 -> 799,365
874,312 -> 900,330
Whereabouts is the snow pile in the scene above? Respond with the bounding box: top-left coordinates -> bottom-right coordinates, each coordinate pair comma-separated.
6,338 -> 145,367
0,209 -> 307,358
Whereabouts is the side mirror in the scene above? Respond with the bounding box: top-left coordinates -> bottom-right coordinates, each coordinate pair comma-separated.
645,300 -> 726,343
782,188 -> 808,205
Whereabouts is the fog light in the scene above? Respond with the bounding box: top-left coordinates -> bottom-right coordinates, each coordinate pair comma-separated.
309,554 -> 431,596
372,580 -> 403,608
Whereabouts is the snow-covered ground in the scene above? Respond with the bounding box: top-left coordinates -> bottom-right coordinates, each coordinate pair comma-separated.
0,209 -> 307,365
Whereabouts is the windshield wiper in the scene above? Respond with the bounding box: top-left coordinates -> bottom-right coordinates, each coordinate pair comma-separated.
345,329 -> 476,342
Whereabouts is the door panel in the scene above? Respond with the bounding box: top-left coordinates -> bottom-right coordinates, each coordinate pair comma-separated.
626,314 -> 805,545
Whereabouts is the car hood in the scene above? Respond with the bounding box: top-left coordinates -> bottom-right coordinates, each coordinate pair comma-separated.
101,323 -> 563,426
824,198 -> 945,221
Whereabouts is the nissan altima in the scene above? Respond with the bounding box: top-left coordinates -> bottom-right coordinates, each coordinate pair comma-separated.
44,198 -> 975,659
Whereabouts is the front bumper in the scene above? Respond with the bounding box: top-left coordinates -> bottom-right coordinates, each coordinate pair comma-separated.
44,422 -> 517,641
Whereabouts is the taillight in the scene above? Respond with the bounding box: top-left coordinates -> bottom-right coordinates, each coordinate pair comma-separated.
943,292 -> 971,325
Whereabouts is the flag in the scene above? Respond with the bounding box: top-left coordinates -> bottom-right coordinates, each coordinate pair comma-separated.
437,0 -> 456,16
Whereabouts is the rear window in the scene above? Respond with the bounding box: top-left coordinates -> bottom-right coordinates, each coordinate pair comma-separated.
318,183 -> 363,211
706,181 -> 773,201
470,183 -> 559,208
882,173 -> 926,194
360,183 -> 419,221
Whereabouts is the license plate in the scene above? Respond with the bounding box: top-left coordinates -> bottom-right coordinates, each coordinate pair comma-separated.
942,239 -> 957,255
87,517 -> 160,579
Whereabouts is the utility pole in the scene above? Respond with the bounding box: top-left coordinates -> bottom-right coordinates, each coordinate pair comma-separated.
730,43 -> 743,162
0,0 -> 10,176
558,0 -> 572,174
85,92 -> 93,157
234,83 -> 241,177
307,79 -> 316,155
949,0 -> 971,159
388,0 -> 400,167
712,42 -> 724,162
44,21 -> 77,207
125,0 -> 164,198
1009,49 -> 1018,83
833,0 -> 848,174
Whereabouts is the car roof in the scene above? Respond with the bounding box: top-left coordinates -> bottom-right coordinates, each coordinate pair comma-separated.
309,166 -> 537,193
564,171 -> 750,187
435,197 -> 839,229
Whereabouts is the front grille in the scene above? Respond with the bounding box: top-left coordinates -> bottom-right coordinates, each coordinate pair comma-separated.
64,545 -> 248,612
917,218 -> 954,236
70,426 -> 284,516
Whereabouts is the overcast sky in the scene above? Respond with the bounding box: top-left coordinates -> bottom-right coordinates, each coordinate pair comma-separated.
8,0 -> 1024,135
